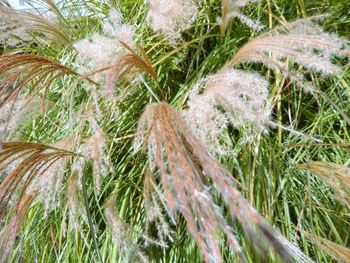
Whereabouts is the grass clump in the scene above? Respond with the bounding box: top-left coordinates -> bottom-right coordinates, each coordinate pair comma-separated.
0,0 -> 349,262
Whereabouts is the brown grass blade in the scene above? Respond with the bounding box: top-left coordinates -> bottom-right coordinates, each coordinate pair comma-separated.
0,141 -> 76,219
298,161 -> 350,206
135,102 -> 311,263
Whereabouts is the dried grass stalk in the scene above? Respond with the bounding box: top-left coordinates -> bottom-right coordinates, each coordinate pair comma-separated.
303,231 -> 350,263
135,102 -> 311,263
298,161 -> 350,207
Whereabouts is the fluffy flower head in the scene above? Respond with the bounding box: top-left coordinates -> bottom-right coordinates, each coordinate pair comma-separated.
185,69 -> 271,155
145,0 -> 198,41
74,9 -> 135,82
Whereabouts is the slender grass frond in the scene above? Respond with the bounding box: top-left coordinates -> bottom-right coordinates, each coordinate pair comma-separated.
0,53 -> 95,107
136,102 -> 311,263
0,141 -> 76,219
100,41 -> 157,97
0,192 -> 36,263
298,161 -> 350,207
303,232 -> 350,263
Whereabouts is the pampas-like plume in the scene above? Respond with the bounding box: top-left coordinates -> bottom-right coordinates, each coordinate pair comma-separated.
0,192 -> 36,263
96,42 -> 157,97
75,10 -> 157,96
183,17 -> 349,156
74,9 -> 135,84
144,0 -> 198,42
0,53 -> 95,107
185,68 -> 271,155
218,0 -> 263,36
0,141 -> 76,219
229,16 -> 349,92
143,170 -> 172,247
135,102 -> 311,263
298,161 -> 350,207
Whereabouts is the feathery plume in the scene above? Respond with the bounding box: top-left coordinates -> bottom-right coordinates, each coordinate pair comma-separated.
0,96 -> 42,143
100,42 -> 157,97
74,9 -> 135,84
67,171 -> 87,230
69,104 -> 113,194
144,0 -> 198,42
80,128 -> 112,194
143,170 -> 172,247
0,4 -> 32,46
135,102 -> 311,263
27,137 -> 74,212
229,16 -> 349,92
75,10 -> 157,97
184,68 -> 271,155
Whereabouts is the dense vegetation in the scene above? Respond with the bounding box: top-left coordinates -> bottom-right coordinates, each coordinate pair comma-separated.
0,0 -> 349,262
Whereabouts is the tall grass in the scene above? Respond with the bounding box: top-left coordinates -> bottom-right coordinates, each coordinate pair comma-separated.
0,0 -> 349,262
